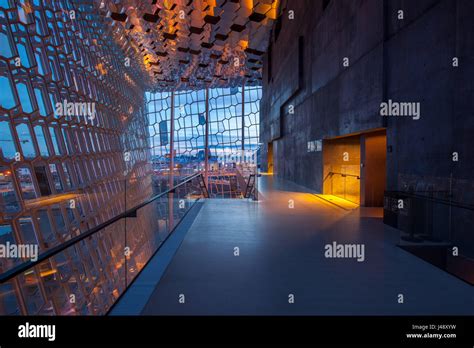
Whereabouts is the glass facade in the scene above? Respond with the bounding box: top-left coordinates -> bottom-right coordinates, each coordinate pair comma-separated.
147,86 -> 261,177
0,0 -> 153,314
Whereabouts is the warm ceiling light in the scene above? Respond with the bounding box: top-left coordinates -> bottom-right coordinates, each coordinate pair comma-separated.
239,40 -> 249,49
95,63 -> 107,75
103,0 -> 275,89
163,0 -> 173,10
268,0 -> 279,20
40,269 -> 58,277
243,0 -> 254,10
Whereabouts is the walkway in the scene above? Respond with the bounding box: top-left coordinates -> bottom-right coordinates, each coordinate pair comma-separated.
125,176 -> 473,315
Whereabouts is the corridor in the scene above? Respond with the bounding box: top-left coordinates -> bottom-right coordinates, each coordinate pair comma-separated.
119,177 -> 474,315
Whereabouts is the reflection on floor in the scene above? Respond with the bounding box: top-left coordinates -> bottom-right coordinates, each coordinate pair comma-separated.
313,194 -> 359,211
135,176 -> 473,315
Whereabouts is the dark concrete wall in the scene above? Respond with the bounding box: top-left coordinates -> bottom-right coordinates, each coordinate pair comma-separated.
260,0 -> 474,252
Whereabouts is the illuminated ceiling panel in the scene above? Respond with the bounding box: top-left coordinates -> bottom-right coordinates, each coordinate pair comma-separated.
97,0 -> 278,90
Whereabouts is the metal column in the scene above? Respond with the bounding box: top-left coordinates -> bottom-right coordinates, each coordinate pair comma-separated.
169,90 -> 175,187
204,87 -> 210,188
241,82 -> 245,162
168,91 -> 175,230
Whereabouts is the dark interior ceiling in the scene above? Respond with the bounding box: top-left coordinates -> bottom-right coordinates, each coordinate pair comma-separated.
98,0 -> 278,91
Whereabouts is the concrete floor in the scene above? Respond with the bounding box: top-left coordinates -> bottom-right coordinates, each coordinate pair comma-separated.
139,176 -> 473,315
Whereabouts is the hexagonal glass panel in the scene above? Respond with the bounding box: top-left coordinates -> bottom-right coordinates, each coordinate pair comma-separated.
0,121 -> 17,160
16,123 -> 36,158
0,76 -> 16,109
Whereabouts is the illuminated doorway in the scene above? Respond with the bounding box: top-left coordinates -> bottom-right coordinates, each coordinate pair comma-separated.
323,135 -> 361,205
322,129 -> 387,207
267,142 -> 274,174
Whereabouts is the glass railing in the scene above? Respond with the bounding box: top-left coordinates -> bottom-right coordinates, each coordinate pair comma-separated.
151,164 -> 259,200
384,190 -> 474,285
0,173 -> 208,315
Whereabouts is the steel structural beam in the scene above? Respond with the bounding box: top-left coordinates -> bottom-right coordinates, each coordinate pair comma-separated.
204,87 -> 210,188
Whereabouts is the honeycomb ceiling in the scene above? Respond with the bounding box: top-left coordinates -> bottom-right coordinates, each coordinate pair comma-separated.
97,0 -> 278,91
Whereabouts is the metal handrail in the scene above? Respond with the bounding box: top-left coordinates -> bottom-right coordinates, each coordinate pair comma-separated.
385,190 -> 474,211
330,172 -> 360,179
323,171 -> 360,182
200,174 -> 210,198
244,174 -> 256,199
0,173 -> 207,283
